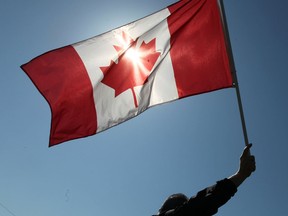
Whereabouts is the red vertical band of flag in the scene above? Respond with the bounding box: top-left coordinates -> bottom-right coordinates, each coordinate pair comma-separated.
21,46 -> 97,146
168,0 -> 232,98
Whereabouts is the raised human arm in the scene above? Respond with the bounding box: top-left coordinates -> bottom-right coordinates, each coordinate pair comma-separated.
157,144 -> 256,216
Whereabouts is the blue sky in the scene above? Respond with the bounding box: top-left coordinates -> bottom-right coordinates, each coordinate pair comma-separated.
1,0 -> 287,215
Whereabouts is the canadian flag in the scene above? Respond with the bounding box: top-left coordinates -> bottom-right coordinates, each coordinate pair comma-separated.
21,0 -> 234,146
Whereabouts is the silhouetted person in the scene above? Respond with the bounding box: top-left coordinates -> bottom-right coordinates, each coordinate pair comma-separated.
154,144 -> 256,216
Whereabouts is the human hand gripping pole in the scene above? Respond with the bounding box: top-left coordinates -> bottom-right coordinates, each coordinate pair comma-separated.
229,144 -> 256,187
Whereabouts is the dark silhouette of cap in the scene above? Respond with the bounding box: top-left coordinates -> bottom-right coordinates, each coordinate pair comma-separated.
155,193 -> 188,215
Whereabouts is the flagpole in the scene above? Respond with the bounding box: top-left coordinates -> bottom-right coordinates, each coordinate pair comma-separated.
218,0 -> 250,147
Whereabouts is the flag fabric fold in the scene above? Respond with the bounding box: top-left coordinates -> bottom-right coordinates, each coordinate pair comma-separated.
21,0 -> 234,147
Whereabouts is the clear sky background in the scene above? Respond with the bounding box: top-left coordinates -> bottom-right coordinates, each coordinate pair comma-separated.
1,0 -> 287,215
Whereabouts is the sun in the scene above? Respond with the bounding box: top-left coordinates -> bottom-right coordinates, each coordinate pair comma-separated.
126,47 -> 141,63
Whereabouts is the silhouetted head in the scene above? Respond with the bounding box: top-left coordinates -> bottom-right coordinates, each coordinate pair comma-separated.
156,193 -> 188,215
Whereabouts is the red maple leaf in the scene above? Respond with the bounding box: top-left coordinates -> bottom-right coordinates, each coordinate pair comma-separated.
100,32 -> 161,107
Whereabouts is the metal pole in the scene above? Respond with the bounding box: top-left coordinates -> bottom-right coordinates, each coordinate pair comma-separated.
218,0 -> 250,146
